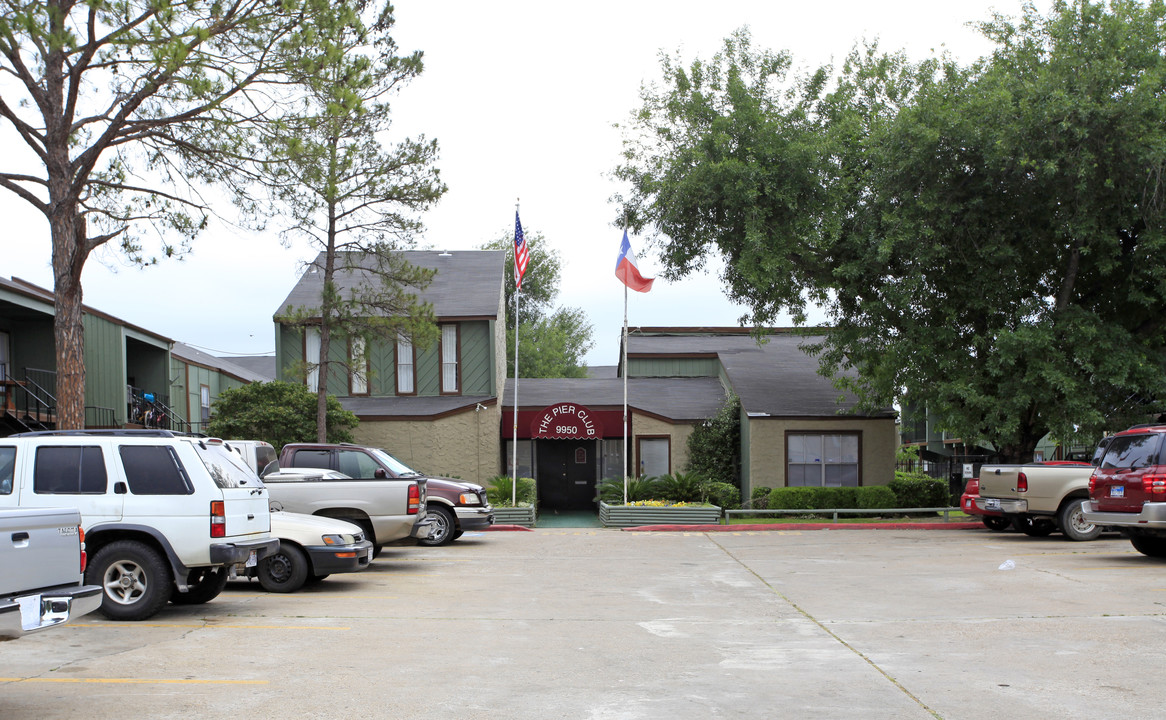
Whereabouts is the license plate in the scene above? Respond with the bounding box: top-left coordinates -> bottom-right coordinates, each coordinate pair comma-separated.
367,547 -> 374,562
1110,485 -> 1125,498
245,550 -> 258,568
984,498 -> 1001,511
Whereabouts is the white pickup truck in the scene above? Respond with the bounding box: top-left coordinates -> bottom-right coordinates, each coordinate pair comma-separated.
975,460 -> 1100,540
0,507 -> 102,639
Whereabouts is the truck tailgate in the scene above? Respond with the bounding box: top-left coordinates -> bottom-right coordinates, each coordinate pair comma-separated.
0,507 -> 83,597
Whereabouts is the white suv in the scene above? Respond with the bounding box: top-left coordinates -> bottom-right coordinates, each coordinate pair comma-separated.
0,430 -> 278,620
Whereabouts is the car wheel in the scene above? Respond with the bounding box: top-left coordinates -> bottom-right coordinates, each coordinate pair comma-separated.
418,505 -> 456,547
1013,515 -> 1056,537
257,543 -> 309,593
981,516 -> 1011,532
355,520 -> 382,558
1057,499 -> 1101,542
1130,535 -> 1166,558
86,540 -> 171,621
170,567 -> 229,605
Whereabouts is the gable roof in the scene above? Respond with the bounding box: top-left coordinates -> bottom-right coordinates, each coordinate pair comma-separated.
172,342 -> 270,384
275,250 -> 505,321
627,330 -> 896,419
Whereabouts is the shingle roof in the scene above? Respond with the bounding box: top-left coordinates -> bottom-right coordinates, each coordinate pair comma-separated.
504,377 -> 728,421
216,355 -> 277,381
275,250 -> 505,320
628,331 -> 896,419
171,342 -> 269,383
339,394 -> 497,419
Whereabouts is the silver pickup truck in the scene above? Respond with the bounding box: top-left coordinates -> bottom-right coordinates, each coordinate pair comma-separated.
0,507 -> 102,639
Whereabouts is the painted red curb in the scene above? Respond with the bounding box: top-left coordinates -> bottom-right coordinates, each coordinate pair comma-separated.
622,522 -> 984,532
484,524 -> 534,532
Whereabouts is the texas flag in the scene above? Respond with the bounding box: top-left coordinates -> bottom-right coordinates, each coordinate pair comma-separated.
614,230 -> 654,293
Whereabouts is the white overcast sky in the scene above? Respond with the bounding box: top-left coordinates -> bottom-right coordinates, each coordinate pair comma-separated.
2,0 -> 1047,367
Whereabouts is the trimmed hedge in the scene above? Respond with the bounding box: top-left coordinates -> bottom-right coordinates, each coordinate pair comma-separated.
888,473 -> 949,508
705,482 -> 741,510
750,486 -> 771,509
768,485 -> 902,515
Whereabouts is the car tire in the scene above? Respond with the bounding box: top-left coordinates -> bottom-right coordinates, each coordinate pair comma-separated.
1130,535 -> 1166,558
170,567 -> 229,605
981,516 -> 1011,532
87,540 -> 172,621
418,505 -> 456,547
257,543 -> 309,593
1013,515 -> 1056,537
355,520 -> 382,558
1057,499 -> 1101,542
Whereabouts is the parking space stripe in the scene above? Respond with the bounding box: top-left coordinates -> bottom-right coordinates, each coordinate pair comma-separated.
68,623 -> 350,630
0,678 -> 267,685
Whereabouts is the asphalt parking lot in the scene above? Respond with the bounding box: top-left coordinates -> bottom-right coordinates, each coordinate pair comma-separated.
2,526 -> 1164,719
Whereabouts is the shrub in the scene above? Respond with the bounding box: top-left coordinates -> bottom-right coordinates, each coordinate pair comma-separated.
855,485 -> 898,510
596,476 -> 660,504
487,476 -> 536,507
655,472 -> 708,503
705,482 -> 740,509
750,486 -> 771,509
685,394 -> 741,486
888,473 -> 949,508
767,487 -> 819,510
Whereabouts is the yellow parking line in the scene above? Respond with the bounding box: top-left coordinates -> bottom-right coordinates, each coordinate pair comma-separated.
0,678 -> 267,685
69,623 -> 349,630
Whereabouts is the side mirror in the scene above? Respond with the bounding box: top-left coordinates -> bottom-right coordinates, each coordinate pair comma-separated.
260,460 -> 280,478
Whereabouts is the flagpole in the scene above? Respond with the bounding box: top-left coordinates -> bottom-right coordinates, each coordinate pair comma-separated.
622,272 -> 629,507
511,201 -> 521,507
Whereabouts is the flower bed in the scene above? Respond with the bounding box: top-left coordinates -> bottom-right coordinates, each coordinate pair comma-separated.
598,501 -> 722,528
493,505 -> 537,527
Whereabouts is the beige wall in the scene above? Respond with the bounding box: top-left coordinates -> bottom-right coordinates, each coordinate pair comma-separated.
632,413 -> 697,476
353,405 -> 502,486
746,417 -> 898,492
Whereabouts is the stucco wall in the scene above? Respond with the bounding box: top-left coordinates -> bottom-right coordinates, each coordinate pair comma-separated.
745,417 -> 898,494
632,413 -> 696,476
353,405 -> 502,486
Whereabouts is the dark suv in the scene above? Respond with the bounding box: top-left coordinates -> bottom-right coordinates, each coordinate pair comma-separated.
278,443 -> 494,546
1083,425 -> 1166,557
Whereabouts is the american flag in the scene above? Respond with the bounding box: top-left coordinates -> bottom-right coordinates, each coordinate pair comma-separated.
514,210 -> 530,289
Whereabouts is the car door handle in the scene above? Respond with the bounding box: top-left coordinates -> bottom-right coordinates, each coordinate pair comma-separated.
11,532 -> 29,543
247,514 -> 254,520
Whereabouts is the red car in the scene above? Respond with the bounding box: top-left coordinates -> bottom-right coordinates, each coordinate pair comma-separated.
961,477 -> 1010,531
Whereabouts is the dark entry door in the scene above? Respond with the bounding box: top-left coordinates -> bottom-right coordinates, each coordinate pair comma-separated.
536,440 -> 597,511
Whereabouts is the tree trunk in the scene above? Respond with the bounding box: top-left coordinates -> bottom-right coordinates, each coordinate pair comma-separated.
52,214 -> 87,430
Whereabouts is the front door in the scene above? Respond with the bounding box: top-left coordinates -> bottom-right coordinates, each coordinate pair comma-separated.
536,440 -> 597,511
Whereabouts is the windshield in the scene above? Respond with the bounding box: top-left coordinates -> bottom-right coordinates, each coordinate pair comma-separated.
194,441 -> 264,489
1099,433 -> 1162,471
370,448 -> 421,477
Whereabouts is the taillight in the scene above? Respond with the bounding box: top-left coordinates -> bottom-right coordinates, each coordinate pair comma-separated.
1089,471 -> 1097,495
79,526 -> 87,574
1142,474 -> 1166,495
210,501 -> 226,538
1017,472 -> 1028,493
408,484 -> 420,515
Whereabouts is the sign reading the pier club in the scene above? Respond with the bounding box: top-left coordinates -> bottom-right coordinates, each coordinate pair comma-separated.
530,404 -> 605,440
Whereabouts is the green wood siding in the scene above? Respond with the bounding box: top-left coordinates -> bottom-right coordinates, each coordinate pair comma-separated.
370,337 -> 393,395
416,342 -> 439,395
628,357 -> 720,378
278,324 -> 304,383
82,314 -> 126,424
461,321 -> 491,396
169,356 -> 189,423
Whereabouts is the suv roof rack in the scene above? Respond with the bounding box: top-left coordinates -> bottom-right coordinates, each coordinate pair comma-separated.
11,429 -> 209,438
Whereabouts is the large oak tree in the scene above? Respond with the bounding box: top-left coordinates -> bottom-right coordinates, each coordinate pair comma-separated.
614,1 -> 1166,461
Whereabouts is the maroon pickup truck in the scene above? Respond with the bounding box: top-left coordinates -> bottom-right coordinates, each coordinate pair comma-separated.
278,443 -> 494,547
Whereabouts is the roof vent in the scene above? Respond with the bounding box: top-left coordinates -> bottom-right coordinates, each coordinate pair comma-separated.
438,250 -> 452,257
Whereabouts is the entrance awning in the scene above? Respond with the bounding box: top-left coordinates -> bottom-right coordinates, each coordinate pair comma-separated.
502,403 -> 620,440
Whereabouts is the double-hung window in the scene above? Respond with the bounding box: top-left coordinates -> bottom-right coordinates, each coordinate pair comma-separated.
441,324 -> 458,393
787,433 -> 860,487
305,326 -> 321,393
350,336 -> 368,395
396,335 -> 415,395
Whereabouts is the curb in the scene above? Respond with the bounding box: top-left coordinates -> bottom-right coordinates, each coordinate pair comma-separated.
622,522 -> 984,532
484,524 -> 535,532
